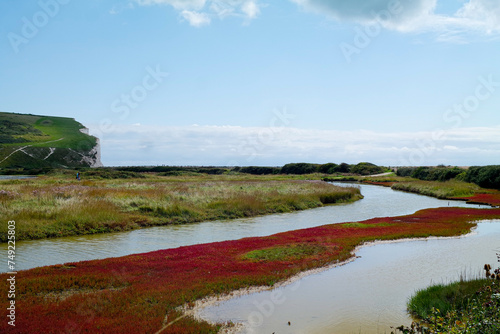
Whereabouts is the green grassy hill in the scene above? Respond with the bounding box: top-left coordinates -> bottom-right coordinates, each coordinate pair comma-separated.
0,112 -> 102,169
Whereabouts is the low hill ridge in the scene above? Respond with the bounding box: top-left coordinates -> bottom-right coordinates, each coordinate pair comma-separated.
0,112 -> 102,169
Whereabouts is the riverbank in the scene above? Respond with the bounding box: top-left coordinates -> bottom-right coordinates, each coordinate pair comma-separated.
0,174 -> 361,242
6,181 -> 475,273
4,172 -> 499,243
2,202 -> 500,333
330,174 -> 500,207
397,277 -> 500,333
390,180 -> 500,207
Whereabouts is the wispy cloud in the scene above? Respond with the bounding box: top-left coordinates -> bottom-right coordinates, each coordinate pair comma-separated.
133,0 -> 500,38
135,0 -> 263,27
291,0 -> 500,40
90,124 -> 500,166
181,10 -> 211,27
241,1 -> 261,19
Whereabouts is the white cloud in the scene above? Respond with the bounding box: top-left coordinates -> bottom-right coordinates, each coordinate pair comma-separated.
135,0 -> 262,26
109,2 -> 135,15
456,0 -> 500,33
133,0 -> 500,38
291,0 -> 500,39
241,1 -> 260,19
89,124 -> 500,167
290,0 -> 435,26
181,10 -> 211,26
135,0 -> 206,11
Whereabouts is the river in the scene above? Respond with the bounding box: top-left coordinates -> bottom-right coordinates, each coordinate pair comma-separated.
2,183 -> 484,272
196,221 -> 500,333
0,175 -> 37,180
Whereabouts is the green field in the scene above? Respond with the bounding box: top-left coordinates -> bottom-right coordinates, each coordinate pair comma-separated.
0,112 -> 98,168
0,173 -> 362,241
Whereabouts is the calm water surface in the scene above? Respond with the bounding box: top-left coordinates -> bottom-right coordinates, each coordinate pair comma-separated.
197,221 -> 500,334
2,183 -> 484,272
0,175 -> 37,180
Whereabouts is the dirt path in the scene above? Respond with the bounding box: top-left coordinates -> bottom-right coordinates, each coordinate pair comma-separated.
361,172 -> 393,178
0,137 -> 64,164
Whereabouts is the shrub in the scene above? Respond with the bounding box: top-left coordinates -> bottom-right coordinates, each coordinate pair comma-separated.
396,166 -> 464,182
350,162 -> 385,175
238,166 -> 281,175
281,163 -> 319,175
335,162 -> 351,173
318,163 -> 338,174
464,166 -> 500,190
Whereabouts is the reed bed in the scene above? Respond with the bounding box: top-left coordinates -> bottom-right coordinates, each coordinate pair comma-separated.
0,175 -> 361,241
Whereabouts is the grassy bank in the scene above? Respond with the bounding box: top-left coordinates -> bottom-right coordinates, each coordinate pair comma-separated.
324,174 -> 500,205
395,278 -> 500,333
346,174 -> 500,206
0,173 -> 362,242
2,205 -> 500,333
391,180 -> 483,199
349,175 -> 500,207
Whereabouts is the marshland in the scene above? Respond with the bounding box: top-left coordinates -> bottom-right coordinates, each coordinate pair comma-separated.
0,171 -> 362,242
1,165 -> 500,333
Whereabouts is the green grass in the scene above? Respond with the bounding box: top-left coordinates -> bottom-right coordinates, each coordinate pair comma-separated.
0,112 -> 96,149
396,278 -> 500,333
391,180 -> 483,199
407,279 -> 490,318
32,116 -> 96,149
0,174 -> 362,241
242,244 -> 326,261
0,112 -> 98,169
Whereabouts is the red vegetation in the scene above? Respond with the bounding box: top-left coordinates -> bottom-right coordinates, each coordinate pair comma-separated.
454,192 -> 500,207
2,206 -> 500,333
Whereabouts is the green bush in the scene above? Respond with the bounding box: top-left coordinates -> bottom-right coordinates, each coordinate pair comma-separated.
318,163 -> 338,174
239,166 -> 281,175
281,163 -> 319,174
464,166 -> 500,190
396,166 -> 464,182
350,162 -> 385,175
335,162 -> 351,173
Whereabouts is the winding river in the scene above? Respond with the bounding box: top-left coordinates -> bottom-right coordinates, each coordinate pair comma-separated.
197,221 -> 500,333
2,183 -> 485,273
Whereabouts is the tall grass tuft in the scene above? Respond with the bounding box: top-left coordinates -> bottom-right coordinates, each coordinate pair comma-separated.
398,254 -> 500,333
407,279 -> 488,318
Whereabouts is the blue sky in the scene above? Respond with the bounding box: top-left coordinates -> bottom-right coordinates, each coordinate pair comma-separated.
1,0 -> 500,166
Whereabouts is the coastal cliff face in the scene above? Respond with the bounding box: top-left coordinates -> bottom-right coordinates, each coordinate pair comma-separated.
0,112 -> 103,169
78,128 -> 103,167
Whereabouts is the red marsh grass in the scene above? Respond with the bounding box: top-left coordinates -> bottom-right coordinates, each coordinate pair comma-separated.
0,175 -> 362,241
2,205 -> 500,333
454,193 -> 500,207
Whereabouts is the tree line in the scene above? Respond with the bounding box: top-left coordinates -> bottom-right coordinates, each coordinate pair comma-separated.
397,165 -> 500,190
